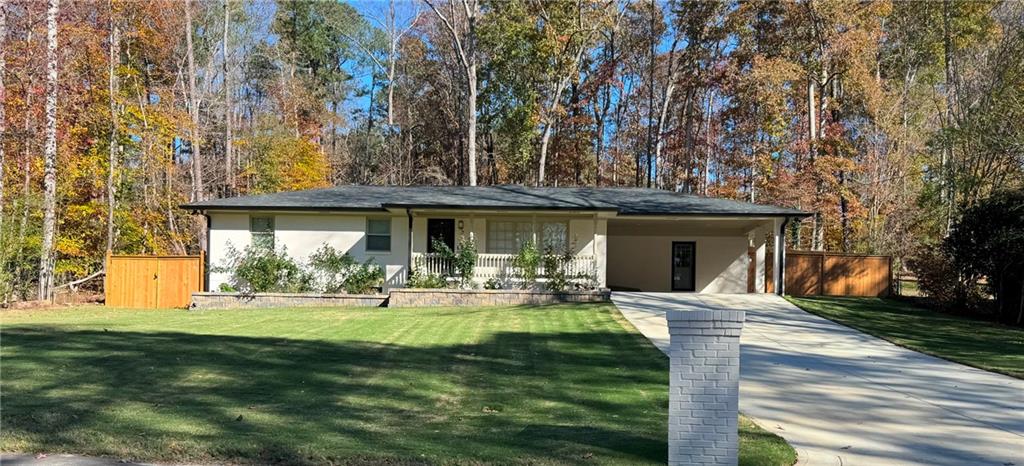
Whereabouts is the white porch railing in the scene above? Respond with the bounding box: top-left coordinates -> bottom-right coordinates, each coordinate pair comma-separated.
412,253 -> 596,281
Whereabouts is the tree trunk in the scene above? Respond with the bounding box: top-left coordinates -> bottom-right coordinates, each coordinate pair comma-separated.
223,0 -> 234,194
467,73 -> 477,186
0,0 -> 7,234
185,0 -> 206,252
701,90 -> 714,195
106,0 -> 118,254
941,0 -> 956,234
537,77 -> 568,186
38,0 -> 60,300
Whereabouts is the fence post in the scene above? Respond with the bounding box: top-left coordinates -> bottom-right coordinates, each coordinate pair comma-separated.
818,253 -> 825,296
667,309 -> 746,466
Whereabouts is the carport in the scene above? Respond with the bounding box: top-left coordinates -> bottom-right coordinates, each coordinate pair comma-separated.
605,216 -> 787,293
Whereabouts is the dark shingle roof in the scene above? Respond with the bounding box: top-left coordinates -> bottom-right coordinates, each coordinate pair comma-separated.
181,185 -> 809,217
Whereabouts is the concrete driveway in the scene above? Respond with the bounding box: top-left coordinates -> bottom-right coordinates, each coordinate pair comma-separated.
612,292 -> 1024,466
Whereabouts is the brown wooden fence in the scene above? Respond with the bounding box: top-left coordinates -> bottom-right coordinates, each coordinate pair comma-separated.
785,251 -> 892,297
105,252 -> 204,308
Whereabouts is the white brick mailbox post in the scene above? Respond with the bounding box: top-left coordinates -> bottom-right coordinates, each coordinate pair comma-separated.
667,309 -> 746,466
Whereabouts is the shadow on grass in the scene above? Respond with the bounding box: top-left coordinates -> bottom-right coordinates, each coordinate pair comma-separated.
1,325 -> 668,465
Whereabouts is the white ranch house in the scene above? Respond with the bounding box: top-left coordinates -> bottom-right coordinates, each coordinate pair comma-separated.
182,186 -> 809,293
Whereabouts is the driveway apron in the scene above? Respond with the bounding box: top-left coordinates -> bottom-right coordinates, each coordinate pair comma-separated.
612,292 -> 1024,466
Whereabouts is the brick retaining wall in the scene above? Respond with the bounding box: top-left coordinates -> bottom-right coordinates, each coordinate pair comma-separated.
388,288 -> 611,307
191,292 -> 388,310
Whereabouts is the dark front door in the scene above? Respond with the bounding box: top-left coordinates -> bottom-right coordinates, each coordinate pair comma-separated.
671,241 -> 696,291
427,219 -> 456,253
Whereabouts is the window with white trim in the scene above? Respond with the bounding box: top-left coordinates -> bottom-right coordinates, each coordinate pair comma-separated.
250,216 -> 275,250
366,218 -> 391,252
486,220 -> 568,254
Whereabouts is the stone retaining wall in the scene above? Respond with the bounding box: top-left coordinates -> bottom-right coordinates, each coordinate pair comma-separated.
191,292 -> 388,310
388,288 -> 610,307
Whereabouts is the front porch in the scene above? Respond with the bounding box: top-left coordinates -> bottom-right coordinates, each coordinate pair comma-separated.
408,210 -> 608,287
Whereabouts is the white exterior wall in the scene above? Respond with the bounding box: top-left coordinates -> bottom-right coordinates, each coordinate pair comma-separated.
207,212 -> 409,291
208,213 -> 253,290
606,235 -> 749,293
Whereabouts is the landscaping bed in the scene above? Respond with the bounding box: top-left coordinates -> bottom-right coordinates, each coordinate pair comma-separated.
1,304 -> 794,465
789,296 -> 1024,379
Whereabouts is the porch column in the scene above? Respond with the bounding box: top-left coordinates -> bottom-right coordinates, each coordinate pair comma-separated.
772,218 -> 784,295
668,309 -> 745,466
594,216 -> 607,288
748,227 -> 767,293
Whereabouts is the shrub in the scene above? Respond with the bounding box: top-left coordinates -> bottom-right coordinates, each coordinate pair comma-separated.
906,245 -> 966,307
407,263 -> 447,289
483,277 -> 502,290
342,263 -> 386,294
511,240 -> 541,286
540,244 -> 597,292
307,245 -> 384,294
214,244 -> 312,293
430,236 -> 478,287
215,243 -> 384,294
542,245 -> 571,292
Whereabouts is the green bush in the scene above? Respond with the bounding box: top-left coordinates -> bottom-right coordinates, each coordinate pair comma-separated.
483,277 -> 502,290
540,244 -> 597,292
430,236 -> 478,287
215,243 -> 383,294
407,266 -> 447,289
307,245 -> 384,294
511,240 -> 541,285
542,245 -> 571,292
214,244 -> 312,293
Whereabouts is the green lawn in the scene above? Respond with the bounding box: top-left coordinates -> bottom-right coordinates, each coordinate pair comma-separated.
0,304 -> 794,465
788,296 -> 1024,379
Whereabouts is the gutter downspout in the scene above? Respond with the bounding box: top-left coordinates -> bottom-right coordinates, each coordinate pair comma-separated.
777,217 -> 791,296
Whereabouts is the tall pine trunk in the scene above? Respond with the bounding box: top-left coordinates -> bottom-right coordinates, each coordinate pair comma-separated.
38,0 -> 59,300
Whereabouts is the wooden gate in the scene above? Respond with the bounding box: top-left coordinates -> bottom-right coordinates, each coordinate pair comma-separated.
105,253 -> 204,308
785,251 -> 891,297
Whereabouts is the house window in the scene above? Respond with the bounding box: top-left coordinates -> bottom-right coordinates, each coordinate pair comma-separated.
487,220 -> 568,254
366,218 -> 391,252
487,221 -> 532,254
541,221 -> 569,253
250,216 -> 275,250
